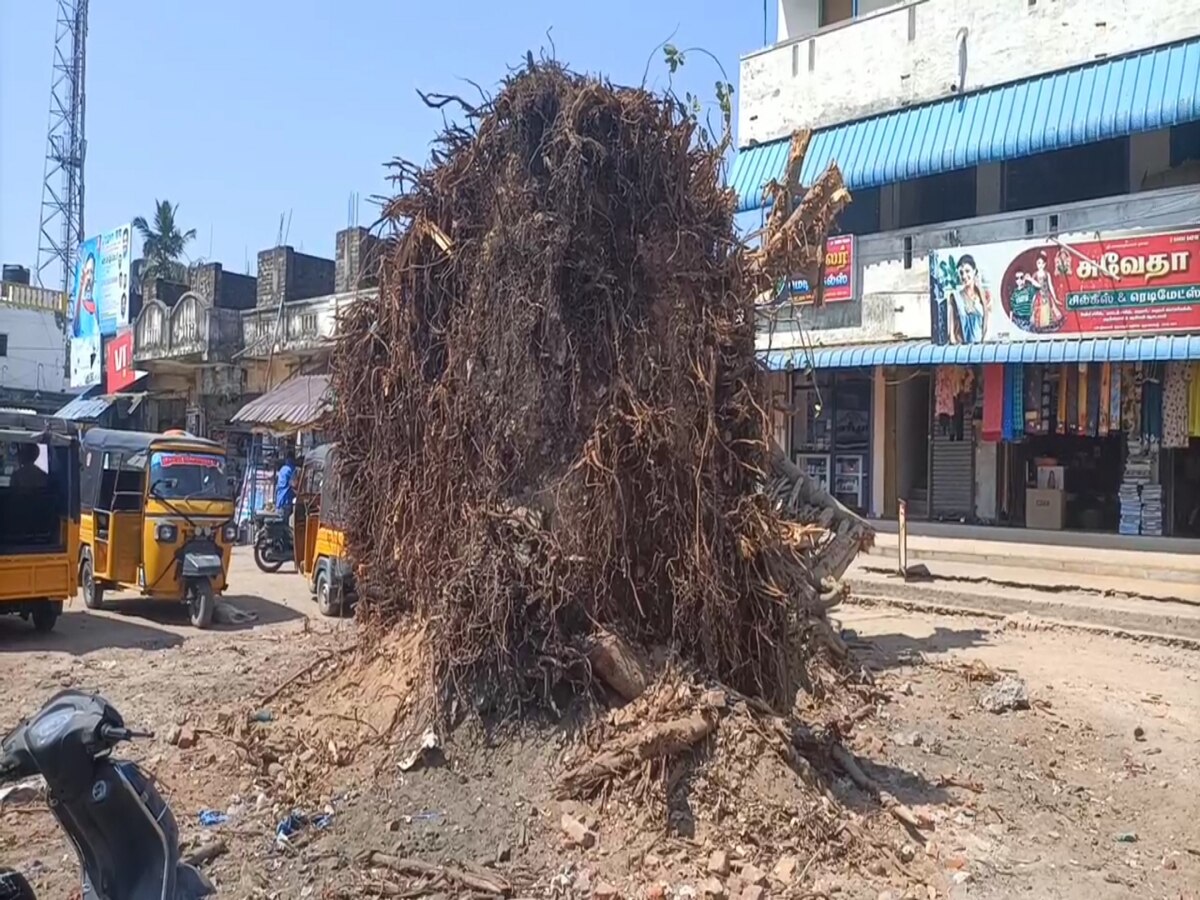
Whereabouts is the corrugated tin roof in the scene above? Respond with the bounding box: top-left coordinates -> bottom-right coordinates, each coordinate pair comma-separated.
231,374 -> 330,430
731,36 -> 1200,211
54,387 -> 116,422
763,334 -> 1200,369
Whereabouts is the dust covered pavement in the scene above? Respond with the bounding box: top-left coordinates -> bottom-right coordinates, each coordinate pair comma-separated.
5,574 -> 1198,898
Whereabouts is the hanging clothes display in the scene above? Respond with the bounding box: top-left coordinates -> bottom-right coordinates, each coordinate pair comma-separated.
1190,362 -> 1200,438
982,365 -> 1004,442
1065,365 -> 1080,434
1109,363 -> 1121,432
1120,364 -> 1140,433
1141,365 -> 1163,446
1003,364 -> 1024,442
1098,363 -> 1112,436
1076,363 -> 1089,434
1087,364 -> 1101,437
1163,362 -> 1190,449
935,367 -> 959,419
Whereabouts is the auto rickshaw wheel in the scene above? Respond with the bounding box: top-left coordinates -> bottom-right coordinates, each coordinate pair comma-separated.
31,601 -> 59,633
80,556 -> 106,610
186,579 -> 215,629
316,567 -> 342,618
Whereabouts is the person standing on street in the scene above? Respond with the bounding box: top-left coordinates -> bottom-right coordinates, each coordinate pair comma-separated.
275,453 -> 297,522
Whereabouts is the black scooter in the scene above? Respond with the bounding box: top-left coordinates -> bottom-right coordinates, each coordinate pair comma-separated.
252,511 -> 293,573
0,691 -> 213,899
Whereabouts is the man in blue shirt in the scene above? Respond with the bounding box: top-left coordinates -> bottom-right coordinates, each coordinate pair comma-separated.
275,453 -> 297,521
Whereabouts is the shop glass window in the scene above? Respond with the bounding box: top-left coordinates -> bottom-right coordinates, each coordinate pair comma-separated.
1002,137 -> 1129,212
897,168 -> 977,228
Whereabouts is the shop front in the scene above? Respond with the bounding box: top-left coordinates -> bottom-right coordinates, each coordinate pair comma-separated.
924,227 -> 1200,537
789,369 -> 873,515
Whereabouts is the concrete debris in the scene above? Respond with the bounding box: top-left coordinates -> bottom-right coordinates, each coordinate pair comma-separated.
978,676 -> 1030,713
699,877 -> 726,899
706,850 -> 730,876
771,855 -> 798,883
175,724 -> 198,750
738,864 -> 767,888
559,813 -> 597,849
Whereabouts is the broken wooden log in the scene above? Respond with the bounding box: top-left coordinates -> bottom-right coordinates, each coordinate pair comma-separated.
358,851 -> 511,896
587,629 -> 651,702
556,711 -> 716,798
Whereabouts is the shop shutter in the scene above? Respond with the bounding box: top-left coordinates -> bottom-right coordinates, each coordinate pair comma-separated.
930,430 -> 975,520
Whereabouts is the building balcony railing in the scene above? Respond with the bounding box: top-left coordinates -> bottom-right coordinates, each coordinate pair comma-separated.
741,0 -> 1199,145
240,289 -> 374,360
134,293 -> 242,365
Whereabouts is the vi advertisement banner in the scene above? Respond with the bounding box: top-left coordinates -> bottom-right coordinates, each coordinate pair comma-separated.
69,223 -> 134,386
929,228 -> 1200,345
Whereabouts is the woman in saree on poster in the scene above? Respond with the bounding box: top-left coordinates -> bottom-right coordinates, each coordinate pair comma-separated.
1029,252 -> 1065,332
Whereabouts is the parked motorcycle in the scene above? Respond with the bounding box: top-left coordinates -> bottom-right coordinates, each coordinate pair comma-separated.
252,511 -> 294,573
0,691 -> 213,899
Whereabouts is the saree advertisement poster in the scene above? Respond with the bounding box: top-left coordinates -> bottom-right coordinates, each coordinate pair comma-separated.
929,229 -> 1200,345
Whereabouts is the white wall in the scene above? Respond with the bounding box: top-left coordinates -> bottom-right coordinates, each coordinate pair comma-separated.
0,305 -> 66,393
741,0 -> 1200,144
756,182 -> 1200,354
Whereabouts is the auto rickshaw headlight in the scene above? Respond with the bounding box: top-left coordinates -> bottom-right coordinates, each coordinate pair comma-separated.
155,523 -> 177,543
222,523 -> 238,543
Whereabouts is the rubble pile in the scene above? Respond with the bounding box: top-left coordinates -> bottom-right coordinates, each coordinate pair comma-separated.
330,60 -> 867,712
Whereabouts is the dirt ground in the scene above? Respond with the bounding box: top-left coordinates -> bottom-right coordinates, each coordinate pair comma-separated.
2,550 -> 1198,899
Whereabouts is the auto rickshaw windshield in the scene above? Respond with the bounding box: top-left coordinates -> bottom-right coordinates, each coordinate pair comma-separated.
148,451 -> 235,501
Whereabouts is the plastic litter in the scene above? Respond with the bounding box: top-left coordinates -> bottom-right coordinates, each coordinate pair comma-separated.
198,809 -> 228,827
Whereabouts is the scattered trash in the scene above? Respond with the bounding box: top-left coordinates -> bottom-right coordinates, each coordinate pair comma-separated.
402,810 -> 444,826
891,730 -> 924,748
397,728 -> 441,772
0,777 -> 45,809
250,709 -> 274,724
1115,832 -> 1138,843
275,810 -> 334,843
979,676 -> 1030,714
213,603 -> 258,626
198,810 -> 228,828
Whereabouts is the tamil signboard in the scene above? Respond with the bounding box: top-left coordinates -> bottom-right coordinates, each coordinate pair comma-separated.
930,228 -> 1200,345
69,223 -> 134,386
777,235 -> 856,304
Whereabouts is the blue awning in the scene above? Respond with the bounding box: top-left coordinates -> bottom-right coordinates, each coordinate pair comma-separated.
763,334 -> 1200,370
731,37 -> 1200,211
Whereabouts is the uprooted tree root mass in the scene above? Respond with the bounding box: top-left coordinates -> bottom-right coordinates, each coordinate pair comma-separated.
331,61 -> 862,714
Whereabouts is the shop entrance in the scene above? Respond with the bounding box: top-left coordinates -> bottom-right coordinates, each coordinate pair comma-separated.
883,369 -> 931,519
1168,440 -> 1200,537
791,369 -> 873,515
1009,433 -> 1124,532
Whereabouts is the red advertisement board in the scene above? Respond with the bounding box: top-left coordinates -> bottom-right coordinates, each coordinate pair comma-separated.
104,329 -> 137,392
931,228 -> 1200,344
778,235 -> 856,304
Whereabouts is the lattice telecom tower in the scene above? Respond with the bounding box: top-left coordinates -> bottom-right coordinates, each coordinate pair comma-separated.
35,0 -> 89,292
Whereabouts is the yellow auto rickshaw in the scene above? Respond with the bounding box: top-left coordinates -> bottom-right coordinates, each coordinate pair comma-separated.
294,443 -> 355,617
0,413 -> 80,633
78,428 -> 237,628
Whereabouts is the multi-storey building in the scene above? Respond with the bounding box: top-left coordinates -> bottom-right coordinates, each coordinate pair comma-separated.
732,0 -> 1200,539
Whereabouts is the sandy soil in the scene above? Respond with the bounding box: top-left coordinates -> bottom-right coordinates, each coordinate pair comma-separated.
2,550 -> 1197,899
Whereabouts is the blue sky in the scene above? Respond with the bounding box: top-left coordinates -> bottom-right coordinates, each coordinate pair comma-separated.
0,1 -> 772,286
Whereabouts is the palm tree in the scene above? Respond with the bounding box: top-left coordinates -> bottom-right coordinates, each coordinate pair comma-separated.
133,200 -> 197,288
